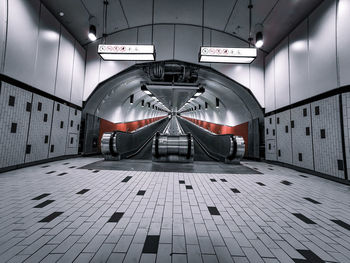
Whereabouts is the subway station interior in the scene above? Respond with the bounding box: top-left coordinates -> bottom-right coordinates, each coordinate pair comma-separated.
1,0 -> 350,262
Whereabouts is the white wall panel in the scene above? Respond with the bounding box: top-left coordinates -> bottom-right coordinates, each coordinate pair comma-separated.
55,27 -> 75,101
265,115 -> 277,161
174,25 -> 202,64
153,25 -> 174,61
289,20 -> 309,104
276,110 -> 292,165
4,0 -> 40,86
250,50 -> 265,108
34,5 -> 60,95
0,0 -> 7,73
137,26 -> 152,44
71,43 -> 85,106
84,41 -> 101,101
337,0 -> 350,87
274,37 -> 290,109
308,0 -> 337,95
264,52 -> 275,113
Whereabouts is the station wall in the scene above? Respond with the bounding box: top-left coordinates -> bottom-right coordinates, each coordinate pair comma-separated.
0,0 -> 85,107
0,81 -> 81,170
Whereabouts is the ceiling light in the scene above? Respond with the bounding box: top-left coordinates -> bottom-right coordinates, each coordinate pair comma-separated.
216,98 -> 220,109
59,12 -> 64,17
98,45 -> 155,61
255,32 -> 264,48
194,87 -> 205,97
199,47 -> 257,64
88,25 -> 97,41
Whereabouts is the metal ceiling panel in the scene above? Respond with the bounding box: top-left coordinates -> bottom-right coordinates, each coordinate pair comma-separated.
204,0 -> 238,31
121,0 -> 153,27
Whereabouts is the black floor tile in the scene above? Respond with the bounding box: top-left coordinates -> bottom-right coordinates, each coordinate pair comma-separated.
57,172 -> 67,176
304,197 -> 321,204
220,179 -> 227,182
281,180 -> 292,186
231,188 -> 240,193
93,170 -> 100,173
299,174 -> 308,178
41,165 -> 50,168
293,250 -> 325,263
69,166 -> 76,169
63,162 -> 70,165
76,189 -> 90,195
46,171 -> 55,174
256,182 -> 265,186
108,212 -> 124,223
137,190 -> 146,196
331,219 -> 350,231
34,200 -> 54,208
292,213 -> 316,224
179,180 -> 185,184
208,206 -> 220,216
122,176 -> 132,182
186,185 -> 193,189
39,212 -> 63,223
268,168 -> 274,170
142,235 -> 160,254
32,193 -> 50,200
210,179 -> 217,182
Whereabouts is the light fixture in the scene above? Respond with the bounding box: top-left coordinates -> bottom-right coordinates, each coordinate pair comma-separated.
255,31 -> 264,48
194,87 -> 205,97
98,45 -> 155,61
216,98 -> 220,109
88,24 -> 97,41
129,94 -> 134,104
59,11 -> 64,17
205,102 -> 208,109
199,47 -> 257,64
141,100 -> 145,107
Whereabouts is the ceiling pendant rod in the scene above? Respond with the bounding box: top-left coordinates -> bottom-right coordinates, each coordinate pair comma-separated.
248,0 -> 253,47
103,0 -> 109,44
151,0 -> 155,45
202,0 -> 204,47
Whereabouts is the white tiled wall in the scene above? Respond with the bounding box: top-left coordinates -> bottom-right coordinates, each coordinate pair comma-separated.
291,105 -> 314,170
276,110 -> 292,164
0,82 -> 32,168
25,94 -> 54,163
342,93 -> 350,177
266,94 -> 347,180
65,107 -> 81,155
0,81 -> 81,170
49,102 -> 70,158
264,115 -> 277,161
311,96 -> 344,179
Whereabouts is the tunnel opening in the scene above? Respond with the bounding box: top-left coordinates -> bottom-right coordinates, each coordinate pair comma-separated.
81,60 -> 264,162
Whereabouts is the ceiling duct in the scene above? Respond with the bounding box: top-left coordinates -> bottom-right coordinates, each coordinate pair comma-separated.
147,62 -> 199,83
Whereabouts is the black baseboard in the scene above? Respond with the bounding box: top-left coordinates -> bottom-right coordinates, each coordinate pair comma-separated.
265,160 -> 350,186
0,155 -> 79,174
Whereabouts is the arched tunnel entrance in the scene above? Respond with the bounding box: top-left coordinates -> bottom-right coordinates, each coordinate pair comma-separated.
81,60 -> 264,161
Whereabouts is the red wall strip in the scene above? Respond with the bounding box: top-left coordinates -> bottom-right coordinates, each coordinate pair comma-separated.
182,117 -> 249,153
99,116 -> 166,150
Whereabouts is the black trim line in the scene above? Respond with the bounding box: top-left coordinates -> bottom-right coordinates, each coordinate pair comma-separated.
265,160 -> 350,186
0,74 -> 82,110
339,94 -> 348,180
265,86 -> 350,117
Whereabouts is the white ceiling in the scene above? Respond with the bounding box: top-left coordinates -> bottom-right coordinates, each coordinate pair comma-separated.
41,0 -> 323,52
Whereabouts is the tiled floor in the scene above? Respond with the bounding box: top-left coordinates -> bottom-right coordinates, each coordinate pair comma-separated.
0,158 -> 350,263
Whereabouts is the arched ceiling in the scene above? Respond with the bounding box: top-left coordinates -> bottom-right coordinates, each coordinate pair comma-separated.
83,61 -> 263,126
41,0 -> 322,52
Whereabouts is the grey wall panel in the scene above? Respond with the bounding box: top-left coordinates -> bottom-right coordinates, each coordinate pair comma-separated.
65,107 -> 81,155
71,43 -> 85,106
0,0 -> 7,73
153,25 -> 174,61
291,104 -> 314,170
265,115 -> 277,161
174,25 -> 202,64
4,0 -> 40,86
342,93 -> 350,178
0,83 -> 31,168
250,50 -> 265,108
308,0 -> 337,95
264,52 -> 275,113
34,4 -> 60,95
55,27 -> 75,102
289,20 -> 309,104
137,26 -> 152,44
311,95 -> 344,179
276,110 -> 292,165
274,37 -> 290,109
25,94 -> 53,163
49,102 -> 69,158
337,0 -> 350,87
